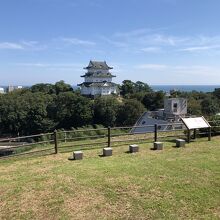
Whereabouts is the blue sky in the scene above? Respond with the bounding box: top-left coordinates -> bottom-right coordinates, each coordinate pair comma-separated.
1,0 -> 220,85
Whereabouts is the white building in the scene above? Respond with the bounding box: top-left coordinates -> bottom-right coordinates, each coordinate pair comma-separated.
0,87 -> 4,94
78,61 -> 118,96
131,98 -> 187,133
7,85 -> 23,93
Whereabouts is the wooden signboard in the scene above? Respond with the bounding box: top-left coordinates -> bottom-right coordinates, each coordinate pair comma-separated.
181,117 -> 210,130
181,116 -> 211,142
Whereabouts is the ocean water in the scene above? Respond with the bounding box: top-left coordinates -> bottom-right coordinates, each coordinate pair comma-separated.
1,85 -> 220,93
151,85 -> 220,93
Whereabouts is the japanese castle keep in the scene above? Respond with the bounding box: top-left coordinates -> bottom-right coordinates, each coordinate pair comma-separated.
78,61 -> 118,96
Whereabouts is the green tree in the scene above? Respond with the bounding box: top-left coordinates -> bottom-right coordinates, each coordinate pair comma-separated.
0,91 -> 56,135
54,80 -> 73,94
201,97 -> 220,116
120,80 -> 135,97
120,80 -> 152,98
55,92 -> 93,129
134,81 -> 152,93
213,88 -> 220,99
142,91 -> 165,111
187,97 -> 202,115
94,96 -> 120,126
31,83 -> 56,94
117,99 -> 145,126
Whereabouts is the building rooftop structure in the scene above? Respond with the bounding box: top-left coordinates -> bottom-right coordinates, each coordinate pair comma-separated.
131,98 -> 188,133
83,61 -> 113,70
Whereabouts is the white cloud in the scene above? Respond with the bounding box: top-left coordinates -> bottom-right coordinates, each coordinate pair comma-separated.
113,28 -> 151,38
140,47 -> 162,53
136,64 -> 168,70
171,65 -> 219,77
0,42 -> 24,50
139,34 -> 190,47
98,35 -> 128,48
14,62 -> 84,71
61,37 -> 96,46
180,45 -> 220,52
135,63 -> 220,77
105,29 -> 220,55
0,41 -> 47,51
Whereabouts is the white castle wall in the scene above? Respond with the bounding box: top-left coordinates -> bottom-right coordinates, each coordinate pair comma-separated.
85,77 -> 112,83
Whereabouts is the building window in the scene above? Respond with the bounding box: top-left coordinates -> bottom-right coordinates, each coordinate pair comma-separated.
173,103 -> 178,112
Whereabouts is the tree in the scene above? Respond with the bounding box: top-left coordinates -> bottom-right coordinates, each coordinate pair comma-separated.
120,80 -> 152,97
0,91 -> 56,135
54,80 -> 73,94
94,96 -> 120,126
142,91 -> 165,111
54,92 -> 93,129
134,81 -> 152,93
31,83 -> 56,94
213,88 -> 220,99
201,97 -> 220,116
117,99 -> 145,126
120,80 -> 135,97
187,97 -> 202,115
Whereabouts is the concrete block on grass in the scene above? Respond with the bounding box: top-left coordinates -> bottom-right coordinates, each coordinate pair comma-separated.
154,142 -> 163,150
129,144 -> 139,153
73,151 -> 83,160
103,147 -> 112,157
176,139 -> 185,147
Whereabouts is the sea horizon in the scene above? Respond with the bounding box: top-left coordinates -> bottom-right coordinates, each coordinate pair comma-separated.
1,84 -> 220,93
150,85 -> 220,93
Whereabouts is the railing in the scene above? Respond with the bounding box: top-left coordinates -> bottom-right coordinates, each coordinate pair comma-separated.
0,121 -> 220,159
0,132 -> 55,159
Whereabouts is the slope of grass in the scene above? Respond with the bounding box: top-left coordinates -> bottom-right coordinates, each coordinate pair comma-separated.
0,137 -> 220,219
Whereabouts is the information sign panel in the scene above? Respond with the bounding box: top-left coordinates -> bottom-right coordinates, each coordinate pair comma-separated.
181,117 -> 210,130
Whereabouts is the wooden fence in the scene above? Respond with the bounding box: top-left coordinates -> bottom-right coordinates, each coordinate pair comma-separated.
0,121 -> 220,159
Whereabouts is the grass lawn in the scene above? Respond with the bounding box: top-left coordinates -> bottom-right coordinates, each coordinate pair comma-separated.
0,137 -> 220,219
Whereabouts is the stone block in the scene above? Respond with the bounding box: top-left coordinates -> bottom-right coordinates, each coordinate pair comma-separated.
176,139 -> 185,147
129,144 -> 139,153
103,147 -> 112,157
154,142 -> 163,150
73,151 -> 83,160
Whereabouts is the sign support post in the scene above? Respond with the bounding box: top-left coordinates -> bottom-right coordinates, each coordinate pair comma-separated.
187,129 -> 191,143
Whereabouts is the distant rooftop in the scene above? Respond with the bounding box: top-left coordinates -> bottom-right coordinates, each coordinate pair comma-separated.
84,60 -> 113,70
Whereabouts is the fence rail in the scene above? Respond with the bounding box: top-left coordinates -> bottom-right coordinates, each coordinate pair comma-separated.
0,121 -> 219,159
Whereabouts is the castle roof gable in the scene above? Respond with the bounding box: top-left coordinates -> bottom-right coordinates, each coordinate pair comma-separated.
84,60 -> 113,70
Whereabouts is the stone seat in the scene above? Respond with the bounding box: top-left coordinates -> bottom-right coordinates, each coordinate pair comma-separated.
129,144 -> 139,153
103,147 -> 112,157
73,151 -> 83,160
176,139 -> 185,147
153,142 -> 163,150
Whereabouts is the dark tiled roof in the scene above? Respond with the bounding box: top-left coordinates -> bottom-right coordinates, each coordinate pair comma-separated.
81,72 -> 116,77
84,60 -> 113,70
77,82 -> 118,88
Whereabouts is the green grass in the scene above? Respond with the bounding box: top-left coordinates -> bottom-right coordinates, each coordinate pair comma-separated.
0,137 -> 220,219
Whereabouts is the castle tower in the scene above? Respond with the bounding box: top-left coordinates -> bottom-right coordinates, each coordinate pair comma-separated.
78,61 -> 118,96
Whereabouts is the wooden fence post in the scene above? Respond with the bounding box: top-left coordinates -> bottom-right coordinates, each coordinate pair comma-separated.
108,127 -> 111,148
54,130 -> 58,154
154,124 -> 158,142
187,129 -> 191,143
208,127 -> 211,141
